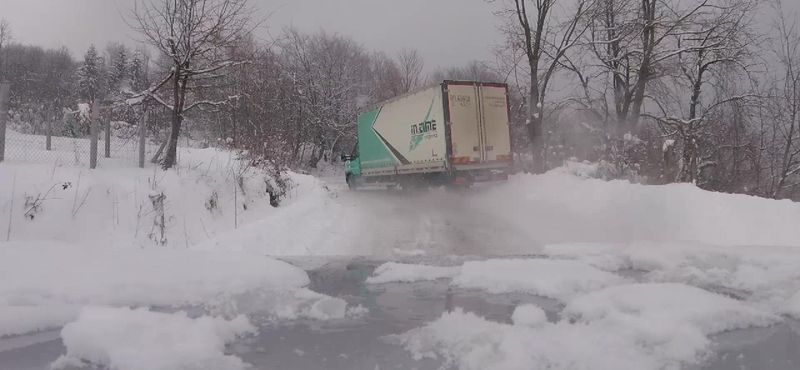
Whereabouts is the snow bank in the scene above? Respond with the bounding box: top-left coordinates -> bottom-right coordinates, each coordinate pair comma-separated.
390,284 -> 778,370
0,241 -> 308,337
545,242 -> 800,315
366,262 -> 460,284
191,174 -> 353,255
472,170 -> 800,248
0,147 -> 314,249
51,306 -> 255,370
451,259 -> 626,301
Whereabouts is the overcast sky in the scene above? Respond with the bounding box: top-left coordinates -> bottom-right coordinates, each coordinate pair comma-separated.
2,0 -> 504,70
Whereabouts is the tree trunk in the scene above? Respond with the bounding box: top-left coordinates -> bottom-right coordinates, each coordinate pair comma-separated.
527,91 -> 545,174
162,70 -> 184,169
629,0 -> 656,131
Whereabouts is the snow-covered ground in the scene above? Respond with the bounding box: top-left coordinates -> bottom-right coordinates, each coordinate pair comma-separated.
3,145 -> 800,370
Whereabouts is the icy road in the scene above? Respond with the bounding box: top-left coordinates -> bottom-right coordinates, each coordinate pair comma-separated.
2,166 -> 800,370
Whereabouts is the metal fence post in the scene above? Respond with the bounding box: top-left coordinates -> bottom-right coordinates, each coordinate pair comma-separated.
90,100 -> 99,169
0,82 -> 10,162
139,109 -> 147,168
104,115 -> 111,158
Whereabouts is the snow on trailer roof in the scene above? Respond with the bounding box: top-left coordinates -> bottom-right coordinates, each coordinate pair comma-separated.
357,80 -> 509,115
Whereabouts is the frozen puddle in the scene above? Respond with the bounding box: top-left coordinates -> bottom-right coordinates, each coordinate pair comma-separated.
1,256 -> 799,370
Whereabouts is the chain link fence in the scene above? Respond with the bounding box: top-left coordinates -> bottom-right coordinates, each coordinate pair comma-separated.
0,84 -> 159,168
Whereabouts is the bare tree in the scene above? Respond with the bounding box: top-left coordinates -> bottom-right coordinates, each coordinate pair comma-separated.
278,28 -> 372,166
765,0 -> 800,198
396,48 -> 424,92
500,0 -> 593,173
642,0 -> 758,183
128,0 -> 257,169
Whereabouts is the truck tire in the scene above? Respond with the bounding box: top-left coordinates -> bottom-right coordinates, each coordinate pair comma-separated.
346,175 -> 357,190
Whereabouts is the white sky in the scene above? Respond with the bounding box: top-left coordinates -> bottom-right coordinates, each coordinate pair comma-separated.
1,0 -> 504,70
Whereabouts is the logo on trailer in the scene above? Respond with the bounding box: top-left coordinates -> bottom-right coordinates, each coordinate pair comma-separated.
409,97 -> 438,151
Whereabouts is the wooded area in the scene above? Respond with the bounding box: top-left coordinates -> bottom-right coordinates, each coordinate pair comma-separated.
0,0 -> 798,200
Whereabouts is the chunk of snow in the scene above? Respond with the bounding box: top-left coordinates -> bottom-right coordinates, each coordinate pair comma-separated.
451,259 -> 626,301
389,285 -> 778,370
545,242 -> 800,315
294,349 -> 305,357
563,283 -> 779,334
307,293 -> 347,320
367,262 -> 460,284
0,242 -> 308,335
511,304 -> 547,327
51,306 -> 255,370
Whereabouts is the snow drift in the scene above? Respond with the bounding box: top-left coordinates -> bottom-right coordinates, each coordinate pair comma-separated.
470,169 -> 800,248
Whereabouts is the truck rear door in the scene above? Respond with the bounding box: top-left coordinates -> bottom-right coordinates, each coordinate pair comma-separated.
445,82 -> 511,164
478,84 -> 512,162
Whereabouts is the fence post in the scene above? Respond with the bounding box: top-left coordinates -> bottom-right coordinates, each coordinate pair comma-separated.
0,82 -> 10,163
104,115 -> 111,158
139,109 -> 147,168
90,100 -> 99,169
46,108 -> 52,151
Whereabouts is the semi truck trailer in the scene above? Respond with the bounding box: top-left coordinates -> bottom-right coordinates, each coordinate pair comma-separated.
342,80 -> 512,189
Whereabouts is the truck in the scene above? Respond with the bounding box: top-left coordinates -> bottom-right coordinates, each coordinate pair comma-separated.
342,80 -> 512,190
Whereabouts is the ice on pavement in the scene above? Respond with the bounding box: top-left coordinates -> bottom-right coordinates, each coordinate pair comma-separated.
0,241 -> 309,337
207,287 -> 348,321
51,306 -> 255,370
366,262 -> 461,284
390,283 -> 779,370
451,259 -> 626,301
511,304 -> 547,327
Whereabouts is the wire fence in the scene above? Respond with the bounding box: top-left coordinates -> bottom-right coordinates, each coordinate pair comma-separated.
0,84 -> 159,168
3,124 -> 159,168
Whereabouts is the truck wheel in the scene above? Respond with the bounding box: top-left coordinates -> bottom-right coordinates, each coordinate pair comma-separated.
347,175 -> 357,190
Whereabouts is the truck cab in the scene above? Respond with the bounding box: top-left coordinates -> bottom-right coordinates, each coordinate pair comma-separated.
342,142 -> 361,189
